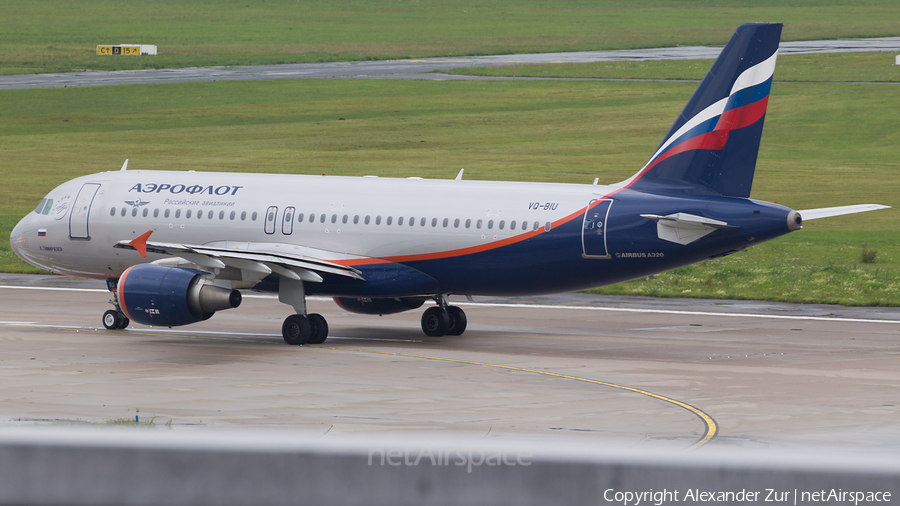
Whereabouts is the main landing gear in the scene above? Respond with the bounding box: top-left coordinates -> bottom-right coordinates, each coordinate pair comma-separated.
421,296 -> 467,337
282,313 -> 329,346
279,278 -> 329,346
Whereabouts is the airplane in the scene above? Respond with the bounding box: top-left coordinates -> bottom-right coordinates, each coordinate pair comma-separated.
9,23 -> 888,346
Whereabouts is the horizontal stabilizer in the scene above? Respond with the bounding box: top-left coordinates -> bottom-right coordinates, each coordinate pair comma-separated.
641,213 -> 735,245
798,204 -> 890,221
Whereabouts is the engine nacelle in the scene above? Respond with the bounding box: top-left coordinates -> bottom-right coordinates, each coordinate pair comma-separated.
333,296 -> 427,315
117,264 -> 242,327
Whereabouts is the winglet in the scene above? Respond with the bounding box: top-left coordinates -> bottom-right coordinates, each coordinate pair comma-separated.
120,159 -> 129,171
129,230 -> 153,258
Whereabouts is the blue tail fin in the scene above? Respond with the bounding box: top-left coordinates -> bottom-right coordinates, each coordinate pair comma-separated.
625,23 -> 782,198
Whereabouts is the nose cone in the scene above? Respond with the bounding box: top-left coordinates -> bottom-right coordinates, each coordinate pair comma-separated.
9,214 -> 29,261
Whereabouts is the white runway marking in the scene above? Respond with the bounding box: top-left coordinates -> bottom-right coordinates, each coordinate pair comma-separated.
0,318 -> 423,342
1,284 -> 897,325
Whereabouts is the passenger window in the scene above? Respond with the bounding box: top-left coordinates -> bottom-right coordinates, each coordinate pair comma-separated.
454,218 -> 460,228
545,222 -> 552,232
431,218 -> 437,227
442,218 -> 448,227
121,207 -> 126,217
465,219 -> 471,228
153,209 -> 159,218
252,212 -> 258,221
365,215 -> 370,225
331,214 -> 337,223
387,216 -> 392,225
308,213 -> 315,223
176,209 -> 181,218
198,210 -> 203,219
208,210 -> 213,219
420,217 -> 426,227
409,216 -> 415,226
487,220 -> 493,229
110,207 -> 116,217
376,216 -> 382,225
297,213 -> 304,222
319,214 -> 326,223
230,211 -> 235,220
510,220 -> 516,230
132,208 -> 137,217
476,219 -> 482,229
165,209 -> 170,218
354,215 -> 359,224
240,211 -> 246,220
398,216 -> 404,226
533,221 -> 539,231
342,215 -> 348,224
219,211 -> 224,220
499,220 -> 505,230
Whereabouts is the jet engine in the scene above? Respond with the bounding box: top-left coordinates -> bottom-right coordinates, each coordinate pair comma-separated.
117,264 -> 242,327
333,296 -> 427,315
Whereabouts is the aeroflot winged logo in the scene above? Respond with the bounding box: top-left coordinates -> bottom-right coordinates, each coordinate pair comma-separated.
124,198 -> 150,209
128,183 -> 244,196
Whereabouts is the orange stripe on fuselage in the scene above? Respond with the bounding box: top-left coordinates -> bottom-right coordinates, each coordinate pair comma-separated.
334,202 -> 597,267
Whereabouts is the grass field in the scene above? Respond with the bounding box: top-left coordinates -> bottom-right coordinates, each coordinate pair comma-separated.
3,0 -> 900,74
1,58 -> 898,305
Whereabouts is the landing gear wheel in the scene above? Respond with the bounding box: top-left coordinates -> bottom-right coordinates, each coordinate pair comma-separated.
421,307 -> 450,337
282,314 -> 311,345
306,313 -> 329,344
116,315 -> 130,329
445,306 -> 467,336
102,310 -> 120,330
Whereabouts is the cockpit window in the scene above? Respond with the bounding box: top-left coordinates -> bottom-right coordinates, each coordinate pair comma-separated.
42,199 -> 53,215
34,199 -> 47,214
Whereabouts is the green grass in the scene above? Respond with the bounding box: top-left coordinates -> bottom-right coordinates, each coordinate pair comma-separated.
590,232 -> 900,306
2,0 -> 900,74
447,52 -> 900,82
1,64 -> 898,304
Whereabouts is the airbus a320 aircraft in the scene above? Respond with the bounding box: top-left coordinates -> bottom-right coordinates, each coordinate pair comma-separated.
10,23 -> 888,345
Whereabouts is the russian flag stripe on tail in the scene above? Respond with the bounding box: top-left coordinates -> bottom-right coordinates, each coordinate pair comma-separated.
623,23 -> 782,198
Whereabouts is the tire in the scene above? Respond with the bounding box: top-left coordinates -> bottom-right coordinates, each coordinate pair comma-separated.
282,314 -> 311,345
116,315 -> 130,329
421,307 -> 450,337
445,306 -> 467,336
102,310 -> 120,330
306,313 -> 329,344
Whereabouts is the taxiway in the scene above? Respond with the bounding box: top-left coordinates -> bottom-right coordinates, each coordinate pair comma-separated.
1,274 -> 898,452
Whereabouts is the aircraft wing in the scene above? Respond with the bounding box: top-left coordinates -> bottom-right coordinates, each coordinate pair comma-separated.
114,233 -> 364,283
798,204 -> 890,221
